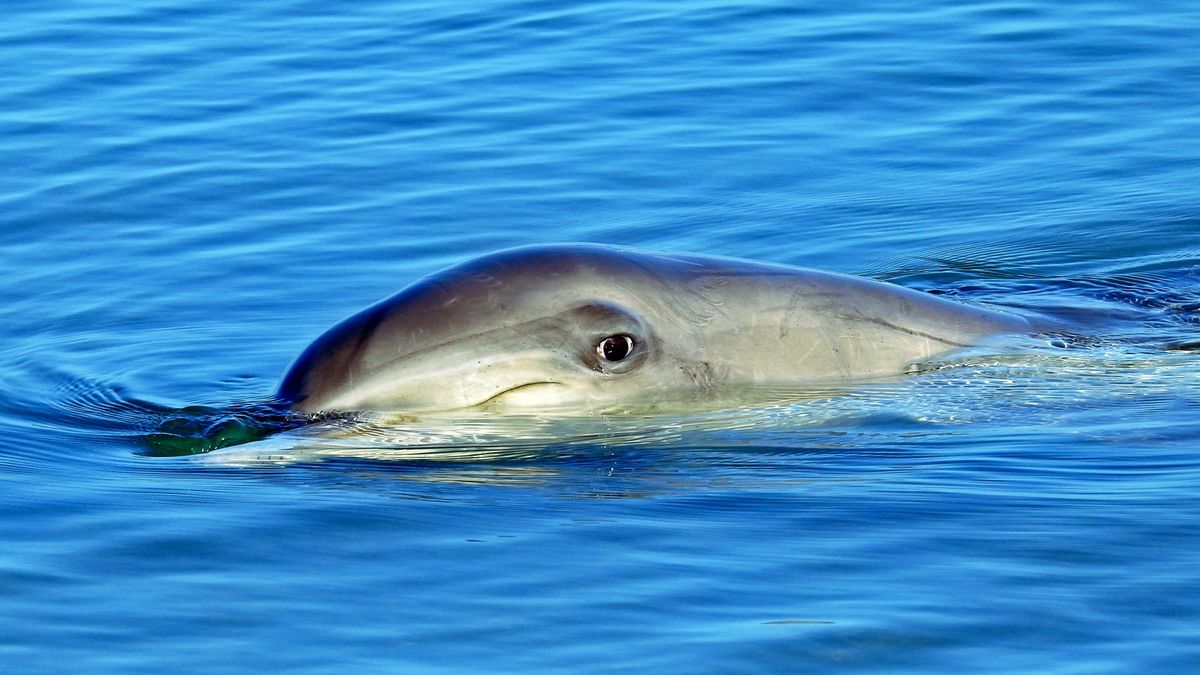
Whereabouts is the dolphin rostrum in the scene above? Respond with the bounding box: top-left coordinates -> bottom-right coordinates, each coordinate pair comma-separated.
278,244 -> 1030,413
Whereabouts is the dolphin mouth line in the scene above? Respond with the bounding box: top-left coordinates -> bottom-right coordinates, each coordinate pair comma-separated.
475,381 -> 562,407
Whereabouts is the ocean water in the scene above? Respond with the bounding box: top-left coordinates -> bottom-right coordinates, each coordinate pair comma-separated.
2,0 -> 1199,671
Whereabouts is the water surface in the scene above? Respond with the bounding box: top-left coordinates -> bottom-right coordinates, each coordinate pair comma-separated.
2,1 -> 1199,672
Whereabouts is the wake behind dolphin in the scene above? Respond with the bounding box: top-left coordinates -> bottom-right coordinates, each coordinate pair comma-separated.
277,244 -> 1032,414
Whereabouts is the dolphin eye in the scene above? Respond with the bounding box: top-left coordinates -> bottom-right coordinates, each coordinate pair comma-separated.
597,334 -> 635,362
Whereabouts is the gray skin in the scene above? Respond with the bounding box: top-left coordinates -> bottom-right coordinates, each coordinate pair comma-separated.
278,244 -> 1030,414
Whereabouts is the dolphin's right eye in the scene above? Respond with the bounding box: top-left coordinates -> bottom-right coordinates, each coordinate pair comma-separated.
597,335 -> 635,362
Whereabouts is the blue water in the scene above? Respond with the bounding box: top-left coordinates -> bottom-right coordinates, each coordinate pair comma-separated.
3,1 -> 1199,671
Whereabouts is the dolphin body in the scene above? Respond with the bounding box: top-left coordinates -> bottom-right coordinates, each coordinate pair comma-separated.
278,244 -> 1030,414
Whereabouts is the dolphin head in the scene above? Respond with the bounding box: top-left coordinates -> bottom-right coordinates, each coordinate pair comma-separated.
278,244 -> 1030,415
278,245 -> 696,414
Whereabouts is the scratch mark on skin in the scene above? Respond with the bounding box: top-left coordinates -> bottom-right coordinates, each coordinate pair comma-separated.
674,276 -> 731,328
817,329 -> 850,379
789,335 -> 821,370
780,287 -> 808,340
855,316 -> 967,348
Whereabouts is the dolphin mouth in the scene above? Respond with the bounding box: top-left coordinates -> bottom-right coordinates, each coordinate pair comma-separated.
476,381 -> 563,408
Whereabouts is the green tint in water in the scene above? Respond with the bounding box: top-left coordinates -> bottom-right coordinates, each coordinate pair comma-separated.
140,403 -> 320,456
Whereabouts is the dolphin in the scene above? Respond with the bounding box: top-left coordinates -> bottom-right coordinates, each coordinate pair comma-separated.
278,244 -> 1030,414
